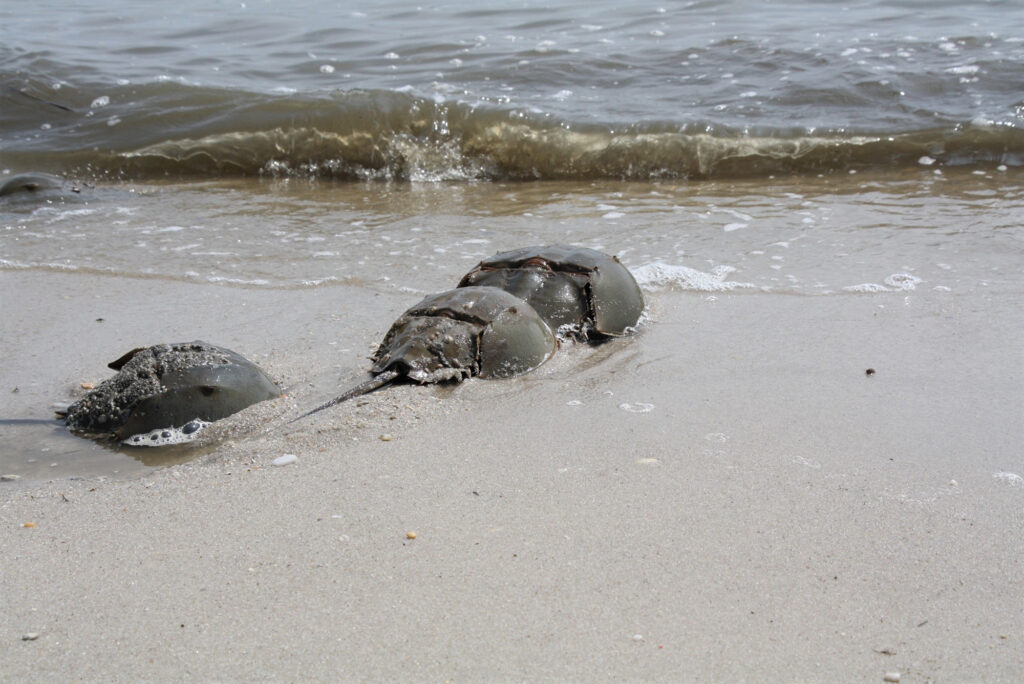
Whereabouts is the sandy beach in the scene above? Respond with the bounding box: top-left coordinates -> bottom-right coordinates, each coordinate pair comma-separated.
2,250 -> 1022,679
4,0 -> 1024,676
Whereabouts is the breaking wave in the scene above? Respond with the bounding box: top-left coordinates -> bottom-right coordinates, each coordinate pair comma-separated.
3,83 -> 1023,182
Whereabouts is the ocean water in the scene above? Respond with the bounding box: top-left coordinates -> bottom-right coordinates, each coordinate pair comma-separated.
1,1 -> 1022,479
2,0 -> 1023,180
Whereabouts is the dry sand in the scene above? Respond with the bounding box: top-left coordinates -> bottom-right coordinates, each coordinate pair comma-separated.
2,268 -> 1022,681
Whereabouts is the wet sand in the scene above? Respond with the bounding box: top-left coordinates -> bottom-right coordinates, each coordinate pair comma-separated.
2,262 -> 1022,680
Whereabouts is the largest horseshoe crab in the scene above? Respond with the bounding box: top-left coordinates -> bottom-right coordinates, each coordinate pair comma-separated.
457,245 -> 644,339
64,341 -> 280,441
296,286 -> 556,420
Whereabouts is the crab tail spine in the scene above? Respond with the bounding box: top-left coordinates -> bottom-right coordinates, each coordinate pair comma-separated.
289,369 -> 401,423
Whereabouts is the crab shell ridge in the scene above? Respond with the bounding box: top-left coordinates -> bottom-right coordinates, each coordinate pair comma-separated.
370,286 -> 556,383
458,244 -> 644,336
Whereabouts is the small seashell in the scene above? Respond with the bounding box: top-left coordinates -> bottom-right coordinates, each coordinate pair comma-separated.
405,531 -> 417,539
883,673 -> 900,683
22,522 -> 35,528
272,454 -> 297,467
22,633 -> 40,641
379,434 -> 393,442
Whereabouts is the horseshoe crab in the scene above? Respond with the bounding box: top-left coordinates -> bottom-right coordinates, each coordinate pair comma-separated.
64,341 -> 280,441
457,245 -> 644,339
297,286 -> 556,419
0,172 -> 79,200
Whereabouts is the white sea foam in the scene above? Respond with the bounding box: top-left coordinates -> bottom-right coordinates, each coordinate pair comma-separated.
45,208 -> 96,222
0,258 -> 80,272
206,276 -> 271,285
632,262 -> 756,292
884,273 -> 922,290
720,208 -> 753,221
843,282 -> 890,293
844,273 -> 922,293
123,420 -> 210,447
301,276 -> 339,286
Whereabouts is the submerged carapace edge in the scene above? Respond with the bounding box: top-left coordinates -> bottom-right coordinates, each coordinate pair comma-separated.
0,172 -> 83,202
294,286 -> 556,421
457,245 -> 644,338
64,341 -> 280,441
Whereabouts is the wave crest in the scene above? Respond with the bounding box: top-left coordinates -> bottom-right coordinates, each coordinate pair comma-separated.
4,84 -> 1022,181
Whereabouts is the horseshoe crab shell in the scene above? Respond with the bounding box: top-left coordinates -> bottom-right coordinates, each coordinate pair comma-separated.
372,286 -> 556,381
295,286 -> 556,420
0,172 -> 84,206
457,245 -> 644,338
64,341 -> 280,440
0,172 -> 65,197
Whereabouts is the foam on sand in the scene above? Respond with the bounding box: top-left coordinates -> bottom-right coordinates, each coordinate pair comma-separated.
632,262 -> 756,292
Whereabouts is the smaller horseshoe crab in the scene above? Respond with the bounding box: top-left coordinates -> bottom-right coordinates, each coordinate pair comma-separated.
64,341 -> 280,441
0,172 -> 79,201
296,286 -> 556,420
457,245 -> 644,339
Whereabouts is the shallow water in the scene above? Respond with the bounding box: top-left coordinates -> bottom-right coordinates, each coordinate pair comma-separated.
2,169 -> 1020,294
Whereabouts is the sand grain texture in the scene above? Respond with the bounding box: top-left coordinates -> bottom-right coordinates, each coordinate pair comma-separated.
3,270 -> 1022,681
